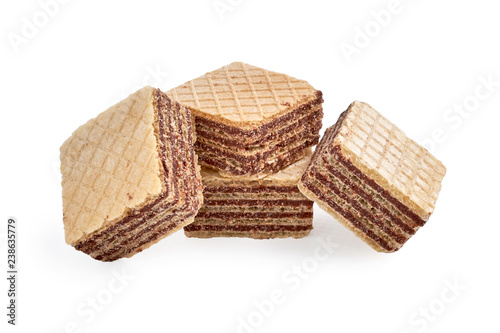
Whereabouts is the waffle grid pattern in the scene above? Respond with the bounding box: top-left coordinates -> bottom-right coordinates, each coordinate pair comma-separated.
167,62 -> 316,124
60,89 -> 162,242
339,102 -> 446,215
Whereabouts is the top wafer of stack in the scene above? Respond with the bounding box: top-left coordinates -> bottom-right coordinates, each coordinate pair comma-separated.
167,62 -> 324,179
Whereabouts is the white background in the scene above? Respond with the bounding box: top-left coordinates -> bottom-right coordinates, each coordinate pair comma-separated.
1,0 -> 499,332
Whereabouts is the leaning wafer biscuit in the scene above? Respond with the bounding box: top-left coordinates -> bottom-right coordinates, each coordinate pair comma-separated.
185,150 -> 314,239
60,87 -> 203,261
298,102 -> 446,252
167,62 -> 323,179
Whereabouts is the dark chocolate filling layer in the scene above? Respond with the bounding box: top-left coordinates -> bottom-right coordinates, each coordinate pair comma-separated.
197,108 -> 323,150
196,128 -> 319,162
195,211 -> 313,219
204,185 -> 300,194
199,138 -> 316,176
185,224 -> 313,232
331,146 -> 426,227
311,168 -> 407,245
300,178 -> 394,252
203,199 -> 313,208
323,158 -> 415,234
100,209 -> 197,261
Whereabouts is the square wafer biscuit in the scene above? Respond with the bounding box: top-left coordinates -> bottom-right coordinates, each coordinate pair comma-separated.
60,87 -> 203,261
167,62 -> 323,178
298,101 -> 446,252
185,150 -> 313,239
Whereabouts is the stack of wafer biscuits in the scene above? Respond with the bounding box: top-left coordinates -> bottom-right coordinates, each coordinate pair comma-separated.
166,62 -> 322,239
298,101 -> 446,252
60,63 -> 446,258
167,62 -> 323,179
60,87 -> 203,261
185,151 -> 314,239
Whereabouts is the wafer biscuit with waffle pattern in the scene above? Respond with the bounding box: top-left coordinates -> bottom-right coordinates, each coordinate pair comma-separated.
60,87 -> 203,261
298,102 -> 446,252
167,62 -> 323,178
185,150 -> 313,239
